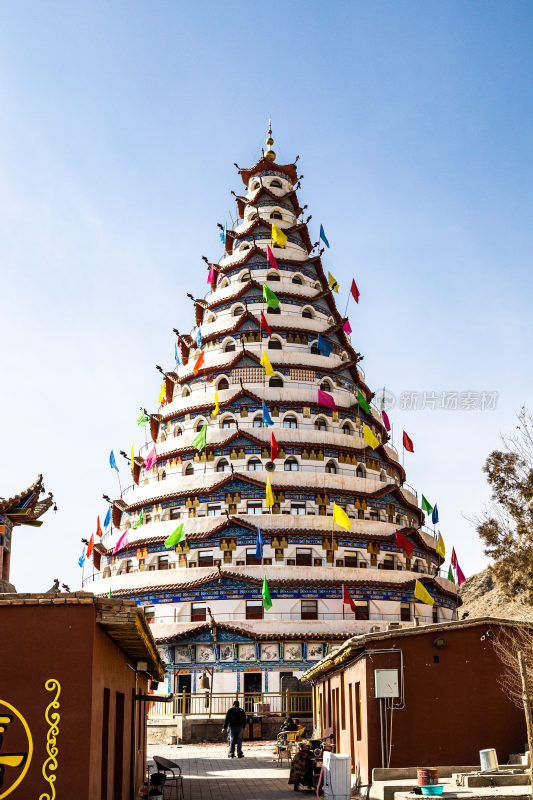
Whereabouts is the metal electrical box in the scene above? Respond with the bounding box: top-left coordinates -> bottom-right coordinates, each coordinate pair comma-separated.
374,668 -> 399,698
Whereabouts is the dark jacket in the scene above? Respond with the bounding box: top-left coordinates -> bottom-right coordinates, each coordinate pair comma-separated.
223,705 -> 247,729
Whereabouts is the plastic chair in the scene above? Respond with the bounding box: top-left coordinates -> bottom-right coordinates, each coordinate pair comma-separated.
275,730 -> 300,766
153,756 -> 184,800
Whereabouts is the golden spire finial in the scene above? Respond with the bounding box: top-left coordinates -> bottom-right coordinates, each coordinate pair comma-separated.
265,116 -> 276,162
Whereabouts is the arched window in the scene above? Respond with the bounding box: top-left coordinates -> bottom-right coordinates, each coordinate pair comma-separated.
217,378 -> 229,390
248,212 -> 258,221
356,464 -> 366,478
267,271 -> 280,281
173,425 -> 182,437
232,305 -> 245,316
269,376 -> 283,388
314,281 -> 321,290
310,341 -> 320,355
250,181 -> 260,191
320,379 -> 332,392
182,386 -> 191,397
267,306 -> 281,315
341,351 -> 349,361
185,464 -> 194,476
284,457 -> 299,471
221,417 -> 236,429
342,422 -> 352,436
219,278 -> 229,289
239,243 -> 250,252
195,419 -> 206,431
217,459 -> 230,473
270,179 -> 283,189
224,340 -> 236,352
253,416 -> 263,428
380,470 -> 387,482
268,338 -> 282,350
239,270 -> 251,282
325,460 -> 337,474
270,210 -> 283,220
302,306 -> 314,319
247,458 -> 262,471
292,275 -> 303,285
315,417 -> 327,431
283,415 -> 297,429
206,313 -> 216,324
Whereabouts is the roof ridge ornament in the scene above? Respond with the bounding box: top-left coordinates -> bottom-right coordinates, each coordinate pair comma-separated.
265,117 -> 276,162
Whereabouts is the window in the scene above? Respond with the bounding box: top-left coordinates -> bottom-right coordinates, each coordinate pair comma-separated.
246,599 -> 264,619
222,417 -> 236,429
267,271 -> 280,281
251,181 -> 260,191
247,458 -> 262,471
302,307 -> 314,319
284,458 -> 299,471
432,605 -> 439,623
232,305 -> 245,316
315,418 -> 327,431
198,550 -> 213,567
400,602 -> 411,622
283,415 -> 297,428
158,555 -> 170,570
270,210 -> 283,220
125,560 -> 134,573
253,416 -> 263,428
269,376 -> 283,387
292,275 -> 303,285
218,378 -> 229,390
296,548 -> 312,566
170,508 -> 181,520
174,425 -> 182,437
217,459 -> 230,473
354,601 -> 369,620
191,602 -> 206,621
311,342 -> 320,355
301,599 -> 318,620
383,556 -> 395,571
270,179 -> 283,188
380,471 -> 387,483
207,504 -> 221,517
268,338 -> 282,349
185,464 -> 194,476
196,419 -> 205,431
325,460 -> 337,474
320,379 -> 332,392
344,551 -> 358,568
247,501 -> 263,514
225,341 -> 236,352
291,502 -> 306,516
343,423 -> 353,436
182,386 -> 191,397
267,306 -> 281,315
356,464 -> 366,478
246,548 -> 262,566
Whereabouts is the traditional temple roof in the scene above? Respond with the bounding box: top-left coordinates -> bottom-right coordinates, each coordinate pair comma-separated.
0,475 -> 54,527
238,157 -> 299,186
155,618 -> 366,643
235,186 -> 303,219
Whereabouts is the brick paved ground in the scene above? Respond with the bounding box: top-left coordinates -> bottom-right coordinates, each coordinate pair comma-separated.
147,741 -> 296,800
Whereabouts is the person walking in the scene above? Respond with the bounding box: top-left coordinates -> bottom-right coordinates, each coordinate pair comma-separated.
222,700 -> 247,758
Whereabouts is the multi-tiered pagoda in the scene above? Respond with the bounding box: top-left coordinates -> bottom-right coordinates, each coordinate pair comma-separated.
85,127 -> 459,699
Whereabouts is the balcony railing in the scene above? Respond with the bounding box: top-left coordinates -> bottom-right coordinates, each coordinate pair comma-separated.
149,691 -> 312,719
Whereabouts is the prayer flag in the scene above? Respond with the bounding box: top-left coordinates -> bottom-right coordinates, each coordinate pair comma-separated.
192,422 -> 207,453
403,431 -> 414,453
342,584 -> 357,613
256,527 -> 264,560
266,245 -> 278,270
363,424 -> 380,450
357,389 -> 370,415
265,476 -> 275,508
447,565 -> 455,583
193,351 -> 205,376
113,529 -> 129,554
260,311 -> 272,337
212,390 -> 220,418
317,388 -> 336,410
271,432 -> 279,461
319,224 -> 330,248
271,224 -> 287,248
381,409 -> 391,432
207,265 -> 215,283
421,495 -> 433,515
260,349 -> 275,377
263,284 -> 279,309
343,319 -> 352,334
108,588 -> 112,599
451,547 -> 458,569
317,335 -> 333,357
436,531 -> 445,558
110,450 -> 119,472
174,342 -> 181,366
328,272 -> 339,293
220,224 -> 226,244
432,504 -> 439,525
104,506 -> 111,529
96,516 -> 103,538
78,547 -> 86,567
195,327 -> 202,349
351,279 -> 360,304
262,576 -> 272,610
333,502 -> 351,530
132,510 -> 143,529
130,444 -> 135,471
414,579 -> 435,606
396,530 -> 415,556
137,408 -> 149,427
86,534 -> 94,559
456,561 -> 466,586
262,400 -> 273,427
145,446 -> 157,471
158,382 -> 166,404
165,524 -> 185,549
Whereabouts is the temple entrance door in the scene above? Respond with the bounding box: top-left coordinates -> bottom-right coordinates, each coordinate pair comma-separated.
177,674 -> 191,714
243,672 -> 262,712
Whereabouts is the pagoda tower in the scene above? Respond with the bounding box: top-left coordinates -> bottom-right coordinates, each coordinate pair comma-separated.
85,126 -> 459,697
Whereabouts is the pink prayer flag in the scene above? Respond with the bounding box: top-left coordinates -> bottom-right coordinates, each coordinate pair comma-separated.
456,561 -> 466,586
145,446 -> 157,471
317,388 -> 336,411
114,529 -> 130,554
266,245 -> 278,270
381,409 -> 391,432
207,265 -> 215,284
343,319 -> 352,334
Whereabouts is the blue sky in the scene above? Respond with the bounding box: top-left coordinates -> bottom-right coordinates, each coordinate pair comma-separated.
1,1 -> 532,591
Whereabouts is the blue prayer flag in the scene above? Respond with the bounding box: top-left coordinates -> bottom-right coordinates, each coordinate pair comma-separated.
174,342 -> 181,366
195,327 -> 202,349
104,506 -> 111,528
319,224 -> 330,248
78,547 -> 86,567
220,224 -> 226,244
317,334 -> 333,357
109,450 -> 119,472
256,527 -> 264,560
262,400 -> 273,427
432,504 -> 439,525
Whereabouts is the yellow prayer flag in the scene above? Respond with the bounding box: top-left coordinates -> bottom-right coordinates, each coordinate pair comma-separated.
271,224 -> 287,248
158,381 -> 166,404
130,443 -> 134,472
212,389 -> 220,418
260,349 -> 275,377
328,272 -> 339,293
362,424 -> 380,450
414,579 -> 435,606
436,531 -> 445,558
333,502 -> 351,531
265,476 -> 275,508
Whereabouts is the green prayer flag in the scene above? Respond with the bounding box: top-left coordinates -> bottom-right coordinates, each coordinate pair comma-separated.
357,389 -> 370,415
137,408 -> 149,427
262,576 -> 272,610
447,565 -> 455,583
421,495 -> 433,515
108,588 -> 112,599
165,523 -> 185,549
263,284 -> 279,309
192,422 -> 207,453
132,509 -> 143,529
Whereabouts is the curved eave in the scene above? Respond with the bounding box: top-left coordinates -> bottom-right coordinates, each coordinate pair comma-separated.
236,187 -> 302,218
239,158 -> 298,187
225,219 -> 313,256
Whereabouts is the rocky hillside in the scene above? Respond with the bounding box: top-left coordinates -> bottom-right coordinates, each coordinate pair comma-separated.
459,567 -> 533,621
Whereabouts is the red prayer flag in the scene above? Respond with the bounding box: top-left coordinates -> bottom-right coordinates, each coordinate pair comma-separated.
395,530 -> 415,556
343,319 -> 352,334
451,547 -> 457,569
86,534 -> 94,559
266,245 -> 278,270
381,409 -> 391,432
260,311 -> 272,337
456,561 -> 466,586
271,432 -> 279,461
351,279 -> 360,304
207,265 -> 216,284
96,516 -> 103,538
342,584 -> 357,613
193,351 -> 205,376
402,430 -> 414,452
317,388 -> 337,411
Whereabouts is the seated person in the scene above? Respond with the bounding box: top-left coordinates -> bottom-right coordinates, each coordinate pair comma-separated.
279,716 -> 298,734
